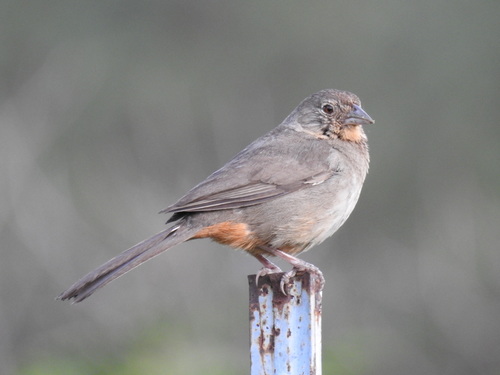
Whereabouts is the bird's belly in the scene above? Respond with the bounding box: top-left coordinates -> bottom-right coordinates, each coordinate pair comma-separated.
257,181 -> 364,253
308,185 -> 362,247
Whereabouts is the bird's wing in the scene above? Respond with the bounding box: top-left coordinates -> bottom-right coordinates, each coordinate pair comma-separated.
162,129 -> 339,215
164,170 -> 335,213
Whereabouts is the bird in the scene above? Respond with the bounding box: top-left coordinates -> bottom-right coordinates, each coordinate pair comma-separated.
57,89 -> 374,302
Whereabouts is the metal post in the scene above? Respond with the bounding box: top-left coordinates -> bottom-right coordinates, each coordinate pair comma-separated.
249,272 -> 322,375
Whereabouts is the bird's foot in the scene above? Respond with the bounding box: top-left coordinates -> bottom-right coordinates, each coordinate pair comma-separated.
279,261 -> 324,295
254,254 -> 282,285
255,265 -> 283,285
254,247 -> 325,294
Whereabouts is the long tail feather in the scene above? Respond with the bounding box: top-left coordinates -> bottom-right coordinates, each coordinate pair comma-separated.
57,224 -> 198,303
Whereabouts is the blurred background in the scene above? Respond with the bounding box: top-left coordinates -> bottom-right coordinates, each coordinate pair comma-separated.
1,1 -> 499,374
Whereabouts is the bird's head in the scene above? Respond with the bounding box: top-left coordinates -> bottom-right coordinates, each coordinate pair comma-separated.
286,89 -> 374,143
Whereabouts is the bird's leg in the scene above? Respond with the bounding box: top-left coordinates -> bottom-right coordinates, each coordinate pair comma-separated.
260,246 -> 325,294
253,253 -> 282,284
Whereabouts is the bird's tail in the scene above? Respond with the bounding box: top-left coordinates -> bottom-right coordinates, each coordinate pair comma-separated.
57,224 -> 199,303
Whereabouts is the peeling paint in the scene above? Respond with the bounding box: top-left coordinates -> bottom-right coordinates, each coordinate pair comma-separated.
248,272 -> 323,374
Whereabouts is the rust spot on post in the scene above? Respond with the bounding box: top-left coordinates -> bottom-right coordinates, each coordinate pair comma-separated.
249,271 -> 323,374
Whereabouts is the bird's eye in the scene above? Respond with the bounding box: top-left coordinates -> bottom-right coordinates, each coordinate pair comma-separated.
322,104 -> 334,114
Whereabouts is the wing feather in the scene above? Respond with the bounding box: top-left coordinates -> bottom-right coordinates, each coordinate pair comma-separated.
164,170 -> 336,214
161,128 -> 339,217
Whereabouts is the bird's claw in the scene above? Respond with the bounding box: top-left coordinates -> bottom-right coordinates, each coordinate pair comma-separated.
279,263 -> 325,295
279,269 -> 296,294
255,265 -> 282,285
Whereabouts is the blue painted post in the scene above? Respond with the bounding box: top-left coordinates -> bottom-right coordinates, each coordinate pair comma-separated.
249,272 -> 323,375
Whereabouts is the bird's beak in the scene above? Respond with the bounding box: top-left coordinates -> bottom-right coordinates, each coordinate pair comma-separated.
344,104 -> 374,126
